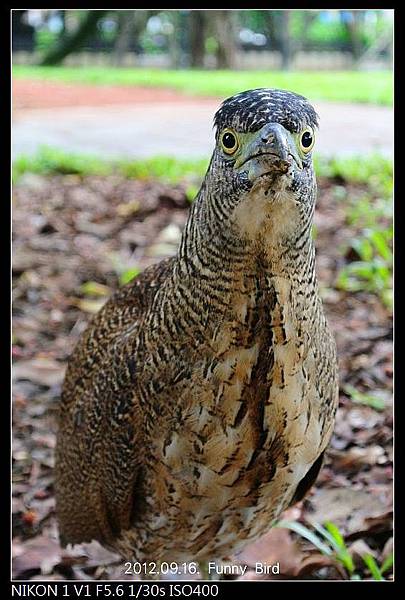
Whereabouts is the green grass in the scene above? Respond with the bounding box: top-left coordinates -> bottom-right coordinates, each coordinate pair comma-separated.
314,153 -> 393,310
315,154 -> 393,199
342,384 -> 387,412
277,520 -> 393,580
13,66 -> 393,105
321,154 -> 393,309
336,227 -> 392,307
13,146 -> 392,187
12,146 -> 208,185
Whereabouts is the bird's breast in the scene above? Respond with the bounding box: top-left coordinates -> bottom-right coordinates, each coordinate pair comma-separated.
141,275 -> 328,552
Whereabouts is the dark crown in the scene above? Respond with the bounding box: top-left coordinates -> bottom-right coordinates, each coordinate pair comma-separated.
214,88 -> 319,137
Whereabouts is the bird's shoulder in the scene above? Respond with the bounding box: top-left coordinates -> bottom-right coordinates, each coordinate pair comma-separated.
62,256 -> 175,397
56,257 -> 175,547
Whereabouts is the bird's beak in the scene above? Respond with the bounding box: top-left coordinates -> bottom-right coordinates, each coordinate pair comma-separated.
235,122 -> 302,182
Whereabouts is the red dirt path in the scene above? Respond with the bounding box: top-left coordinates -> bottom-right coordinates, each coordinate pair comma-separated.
13,80 -> 218,110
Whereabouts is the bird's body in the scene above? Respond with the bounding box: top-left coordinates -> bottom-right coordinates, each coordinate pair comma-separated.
55,89 -> 338,563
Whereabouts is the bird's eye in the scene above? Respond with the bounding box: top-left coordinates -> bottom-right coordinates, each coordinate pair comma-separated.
220,129 -> 239,155
299,127 -> 315,154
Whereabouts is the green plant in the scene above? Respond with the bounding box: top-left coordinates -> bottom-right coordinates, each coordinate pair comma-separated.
118,156 -> 207,184
277,520 -> 355,576
119,267 -> 141,286
324,156 -> 393,309
12,147 -> 207,185
35,30 -> 59,52
185,184 -> 199,203
314,154 -> 393,197
342,384 -> 386,411
107,253 -> 140,286
362,552 -> 394,581
80,281 -> 111,297
336,225 -> 392,308
345,195 -> 392,227
277,520 -> 393,580
12,146 -> 110,183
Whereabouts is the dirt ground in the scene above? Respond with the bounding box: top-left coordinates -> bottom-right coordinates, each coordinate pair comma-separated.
12,80 -> 218,111
12,170 -> 393,581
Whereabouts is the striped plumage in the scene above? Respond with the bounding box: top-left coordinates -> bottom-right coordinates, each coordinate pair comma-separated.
55,89 -> 338,563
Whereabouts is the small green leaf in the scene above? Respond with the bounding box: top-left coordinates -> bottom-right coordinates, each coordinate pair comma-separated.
276,520 -> 333,556
185,184 -> 199,203
362,554 -> 384,581
380,552 -> 393,574
370,229 -> 392,261
343,384 -> 386,411
80,281 -> 110,297
119,268 -> 140,286
324,521 -> 355,575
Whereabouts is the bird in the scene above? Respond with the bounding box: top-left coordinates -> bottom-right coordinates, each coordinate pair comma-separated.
55,88 -> 339,569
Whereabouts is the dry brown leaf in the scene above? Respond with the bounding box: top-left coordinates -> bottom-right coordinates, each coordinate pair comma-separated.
116,200 -> 140,217
13,535 -> 61,578
236,527 -> 309,580
297,553 -> 347,579
13,358 -> 65,387
332,445 -> 386,470
307,487 -> 392,537
381,537 -> 393,565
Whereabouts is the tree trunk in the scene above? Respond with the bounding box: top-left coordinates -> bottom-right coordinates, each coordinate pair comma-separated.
189,11 -> 206,67
263,10 -> 278,50
59,10 -> 66,35
278,10 -> 293,70
39,10 -> 108,66
301,10 -> 319,48
112,10 -> 148,66
341,9 -> 365,67
209,10 -> 238,69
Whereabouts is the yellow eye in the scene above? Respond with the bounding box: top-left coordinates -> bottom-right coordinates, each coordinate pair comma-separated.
299,127 -> 315,154
220,128 -> 239,155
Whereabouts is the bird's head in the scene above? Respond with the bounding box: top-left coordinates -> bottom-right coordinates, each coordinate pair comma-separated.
202,88 -> 319,244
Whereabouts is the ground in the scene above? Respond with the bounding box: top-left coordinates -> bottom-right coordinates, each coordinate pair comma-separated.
12,167 -> 393,581
12,80 -> 393,159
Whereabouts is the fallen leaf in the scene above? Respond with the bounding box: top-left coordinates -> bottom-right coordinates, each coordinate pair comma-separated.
80,281 -> 111,297
331,445 -> 386,470
13,358 -> 65,387
381,537 -> 393,564
69,297 -> 107,314
13,535 -> 61,578
116,200 -> 140,217
297,553 -> 347,579
348,539 -> 378,569
306,487 -> 392,537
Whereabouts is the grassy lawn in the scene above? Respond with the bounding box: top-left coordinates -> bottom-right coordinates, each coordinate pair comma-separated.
12,147 -> 209,185
13,66 -> 393,106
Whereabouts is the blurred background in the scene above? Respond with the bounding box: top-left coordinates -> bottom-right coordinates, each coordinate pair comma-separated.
13,9 -> 393,70
12,9 -> 393,582
13,9 -> 393,158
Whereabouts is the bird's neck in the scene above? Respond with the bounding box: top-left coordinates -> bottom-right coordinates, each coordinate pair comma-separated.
175,188 -> 318,303
144,190 -> 323,362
